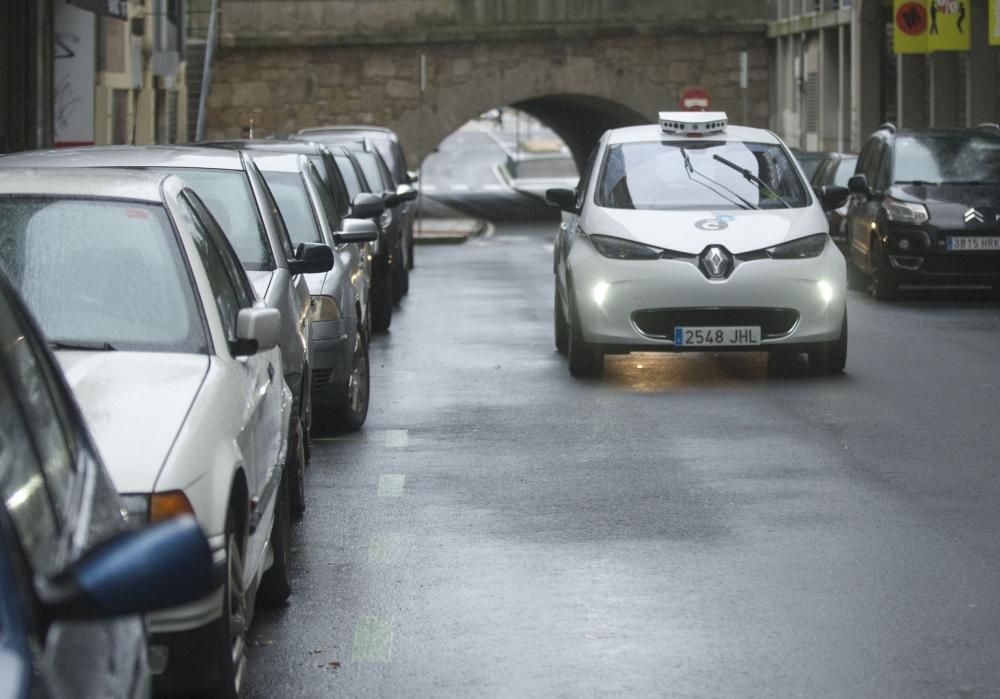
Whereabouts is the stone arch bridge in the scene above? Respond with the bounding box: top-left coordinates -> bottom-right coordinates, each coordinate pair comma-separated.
207,1 -> 770,167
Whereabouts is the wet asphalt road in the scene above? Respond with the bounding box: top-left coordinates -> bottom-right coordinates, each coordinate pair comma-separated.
245,221 -> 1000,698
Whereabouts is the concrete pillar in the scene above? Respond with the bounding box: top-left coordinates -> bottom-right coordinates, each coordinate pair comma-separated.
897,55 -> 928,128
929,52 -> 962,127
968,0 -> 997,125
850,0 -> 882,151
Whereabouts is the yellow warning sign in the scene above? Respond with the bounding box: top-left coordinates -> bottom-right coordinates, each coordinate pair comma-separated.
990,0 -> 1000,45
894,0 -> 971,53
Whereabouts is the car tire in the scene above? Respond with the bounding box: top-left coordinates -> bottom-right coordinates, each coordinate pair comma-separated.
301,374 -> 312,466
214,507 -> 248,699
371,273 -> 393,333
392,256 -> 409,303
566,284 -> 604,378
846,258 -> 866,291
808,311 -> 848,375
331,325 -> 370,432
257,473 -> 292,606
870,236 -> 899,301
286,417 -> 305,518
554,286 -> 568,355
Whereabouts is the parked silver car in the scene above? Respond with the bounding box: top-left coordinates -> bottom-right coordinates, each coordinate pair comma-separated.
0,146 -> 329,515
253,152 -> 379,431
0,168 -> 291,696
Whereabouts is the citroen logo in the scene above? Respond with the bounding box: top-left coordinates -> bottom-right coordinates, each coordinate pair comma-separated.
964,208 -> 985,224
699,246 -> 733,279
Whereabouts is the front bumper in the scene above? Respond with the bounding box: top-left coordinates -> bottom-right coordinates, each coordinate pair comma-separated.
568,241 -> 846,351
883,224 -> 1000,284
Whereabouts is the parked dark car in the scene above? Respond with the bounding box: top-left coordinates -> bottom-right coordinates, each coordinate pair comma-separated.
811,152 -> 859,252
844,123 -> 1000,299
297,126 -> 419,271
0,267 -> 214,699
790,148 -> 826,181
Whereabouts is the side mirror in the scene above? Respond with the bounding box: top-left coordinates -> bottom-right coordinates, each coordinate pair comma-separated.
396,184 -> 418,202
351,192 -> 385,220
335,218 -> 379,244
817,185 -> 850,212
847,174 -> 870,197
233,306 -> 281,356
382,192 -> 402,208
39,517 -> 216,619
406,170 -> 419,184
288,242 -> 334,275
545,188 -> 578,213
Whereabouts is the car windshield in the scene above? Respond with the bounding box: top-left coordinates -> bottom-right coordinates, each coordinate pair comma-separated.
893,134 -> 1000,184
596,140 -> 809,210
262,171 -> 323,247
154,168 -> 274,271
0,197 -> 206,353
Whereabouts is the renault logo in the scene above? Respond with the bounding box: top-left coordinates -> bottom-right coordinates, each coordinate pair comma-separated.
964,208 -> 985,224
699,246 -> 733,279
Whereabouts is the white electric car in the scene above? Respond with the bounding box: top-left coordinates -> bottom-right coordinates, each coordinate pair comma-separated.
547,112 -> 851,377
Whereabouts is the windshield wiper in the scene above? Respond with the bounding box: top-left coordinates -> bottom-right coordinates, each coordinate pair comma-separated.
895,179 -> 941,186
712,154 -> 791,208
680,147 -> 756,211
49,339 -> 117,351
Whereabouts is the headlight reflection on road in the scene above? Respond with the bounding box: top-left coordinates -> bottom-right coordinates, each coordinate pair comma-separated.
604,352 -> 770,393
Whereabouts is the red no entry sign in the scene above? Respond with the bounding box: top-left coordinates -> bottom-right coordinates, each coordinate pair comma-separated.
680,88 -> 711,112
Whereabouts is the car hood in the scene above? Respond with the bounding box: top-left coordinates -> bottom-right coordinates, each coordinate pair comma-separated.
55,352 -> 209,493
247,270 -> 274,301
888,183 -> 1000,228
585,205 -> 829,255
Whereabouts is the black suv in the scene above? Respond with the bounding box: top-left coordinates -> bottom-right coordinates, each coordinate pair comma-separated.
844,124 -> 1000,299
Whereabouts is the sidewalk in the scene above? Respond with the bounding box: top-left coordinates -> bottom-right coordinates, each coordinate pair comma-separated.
413,218 -> 488,244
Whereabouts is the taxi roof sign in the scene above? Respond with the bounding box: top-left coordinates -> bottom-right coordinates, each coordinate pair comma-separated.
659,111 -> 728,136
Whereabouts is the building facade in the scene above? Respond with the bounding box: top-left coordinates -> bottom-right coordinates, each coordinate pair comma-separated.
770,0 -> 1000,154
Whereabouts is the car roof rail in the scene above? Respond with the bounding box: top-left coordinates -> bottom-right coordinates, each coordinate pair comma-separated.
976,122 -> 1000,135
877,122 -> 897,133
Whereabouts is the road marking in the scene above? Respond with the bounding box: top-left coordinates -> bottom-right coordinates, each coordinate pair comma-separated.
450,183 -> 470,191
542,243 -> 554,253
351,617 -> 393,663
384,429 -> 409,448
377,474 -> 406,497
482,183 -> 503,191
419,184 -> 438,193
367,532 -> 401,563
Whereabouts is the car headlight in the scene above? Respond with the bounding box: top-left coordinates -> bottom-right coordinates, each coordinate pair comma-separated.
119,491 -> 196,527
310,295 -> 341,321
588,234 -> 663,260
767,233 -> 828,259
884,199 -> 929,224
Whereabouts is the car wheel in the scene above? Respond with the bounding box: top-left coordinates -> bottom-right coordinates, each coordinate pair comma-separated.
392,256 -> 408,304
300,374 -> 312,465
286,417 -> 305,518
808,311 -> 848,375
846,257 -> 866,291
407,233 -> 415,270
215,508 -> 248,699
257,472 -> 292,606
331,325 -> 369,432
870,236 -> 899,301
566,284 -> 604,378
371,273 -> 393,333
554,286 -> 568,355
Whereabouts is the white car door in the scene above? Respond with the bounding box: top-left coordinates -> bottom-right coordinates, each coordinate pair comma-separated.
183,194 -> 285,584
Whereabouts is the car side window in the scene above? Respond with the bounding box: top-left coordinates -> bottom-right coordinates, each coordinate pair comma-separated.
307,162 -> 342,233
323,154 -> 352,221
250,163 -> 296,261
183,193 -> 254,342
857,139 -> 877,182
0,306 -> 63,576
875,140 -> 893,190
575,147 -> 598,209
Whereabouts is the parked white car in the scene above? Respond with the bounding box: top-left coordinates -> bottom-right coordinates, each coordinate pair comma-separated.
0,169 -> 293,697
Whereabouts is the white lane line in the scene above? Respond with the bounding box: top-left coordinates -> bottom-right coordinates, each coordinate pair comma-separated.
351,616 -> 393,662
450,183 -> 471,192
377,474 -> 406,497
367,532 -> 401,563
482,183 -> 503,191
420,184 -> 438,193
542,244 -> 555,253
384,429 -> 409,448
